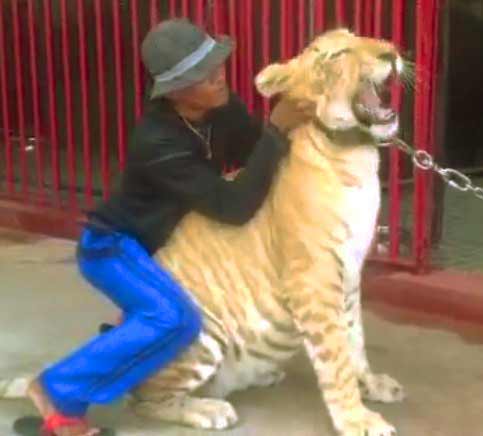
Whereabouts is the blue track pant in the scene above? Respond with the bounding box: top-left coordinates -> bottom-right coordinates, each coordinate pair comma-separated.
39,227 -> 202,417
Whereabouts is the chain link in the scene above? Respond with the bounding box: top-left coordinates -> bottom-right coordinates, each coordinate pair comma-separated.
437,168 -> 471,191
386,138 -> 483,201
412,150 -> 435,171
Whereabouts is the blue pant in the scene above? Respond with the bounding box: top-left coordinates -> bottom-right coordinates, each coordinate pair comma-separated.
39,227 -> 202,417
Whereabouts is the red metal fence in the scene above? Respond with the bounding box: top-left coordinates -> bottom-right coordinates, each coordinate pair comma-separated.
0,0 -> 444,271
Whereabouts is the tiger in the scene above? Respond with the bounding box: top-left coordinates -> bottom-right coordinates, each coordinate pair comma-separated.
1,29 -> 406,435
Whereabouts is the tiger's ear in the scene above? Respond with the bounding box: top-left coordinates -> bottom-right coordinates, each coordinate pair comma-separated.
255,63 -> 293,98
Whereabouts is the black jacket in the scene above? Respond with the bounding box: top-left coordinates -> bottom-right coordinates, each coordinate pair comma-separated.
89,94 -> 287,255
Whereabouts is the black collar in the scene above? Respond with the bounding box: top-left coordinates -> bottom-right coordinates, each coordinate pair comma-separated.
312,118 -> 376,146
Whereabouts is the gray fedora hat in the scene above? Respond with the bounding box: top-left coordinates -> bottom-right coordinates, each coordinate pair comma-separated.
142,19 -> 234,100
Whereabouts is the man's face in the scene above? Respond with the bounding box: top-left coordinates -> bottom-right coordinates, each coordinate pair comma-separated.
169,64 -> 229,111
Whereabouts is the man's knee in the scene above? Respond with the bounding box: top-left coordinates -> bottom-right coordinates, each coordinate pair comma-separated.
143,297 -> 202,342
182,302 -> 203,342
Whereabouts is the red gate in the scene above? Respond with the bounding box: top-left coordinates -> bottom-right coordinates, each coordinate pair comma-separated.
0,0 -> 444,272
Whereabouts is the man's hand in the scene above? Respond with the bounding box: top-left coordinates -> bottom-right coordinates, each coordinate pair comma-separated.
269,99 -> 312,134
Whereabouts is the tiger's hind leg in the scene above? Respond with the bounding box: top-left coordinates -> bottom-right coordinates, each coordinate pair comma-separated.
130,330 -> 239,430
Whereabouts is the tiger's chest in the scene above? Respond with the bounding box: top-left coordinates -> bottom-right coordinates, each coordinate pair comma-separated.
343,174 -> 381,268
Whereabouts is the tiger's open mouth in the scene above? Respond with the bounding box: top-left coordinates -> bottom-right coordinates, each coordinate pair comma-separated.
352,79 -> 396,127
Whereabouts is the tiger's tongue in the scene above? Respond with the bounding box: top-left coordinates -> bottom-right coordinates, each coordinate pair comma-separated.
353,82 -> 396,125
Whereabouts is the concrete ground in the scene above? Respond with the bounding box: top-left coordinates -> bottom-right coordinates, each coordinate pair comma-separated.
1,228 -> 483,436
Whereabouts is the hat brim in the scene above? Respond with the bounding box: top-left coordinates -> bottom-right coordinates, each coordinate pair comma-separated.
150,35 -> 234,100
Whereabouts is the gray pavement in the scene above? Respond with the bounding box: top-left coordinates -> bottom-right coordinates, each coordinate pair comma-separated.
1,228 -> 482,436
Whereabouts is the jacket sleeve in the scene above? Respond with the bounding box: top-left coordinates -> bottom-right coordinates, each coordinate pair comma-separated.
225,126 -> 261,168
210,93 -> 263,167
141,126 -> 287,225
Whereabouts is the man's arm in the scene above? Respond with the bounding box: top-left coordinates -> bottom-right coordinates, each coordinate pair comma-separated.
142,125 -> 288,225
210,93 -> 263,168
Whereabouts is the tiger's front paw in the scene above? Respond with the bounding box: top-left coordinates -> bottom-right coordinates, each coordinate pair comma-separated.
360,373 -> 405,403
341,406 -> 397,436
133,397 -> 239,430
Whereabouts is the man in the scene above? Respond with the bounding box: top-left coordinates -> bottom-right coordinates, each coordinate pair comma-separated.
21,19 -> 290,436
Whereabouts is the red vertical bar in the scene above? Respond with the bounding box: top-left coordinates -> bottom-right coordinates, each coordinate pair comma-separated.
12,0 -> 28,196
130,0 -> 142,120
213,0 -> 221,33
286,0 -> 295,58
149,0 -> 159,27
428,0 -> 441,154
423,0 -> 435,155
413,0 -> 431,271
195,0 -> 204,26
77,0 -> 93,205
363,0 -> 373,36
423,0 -> 438,271
236,0 -> 246,101
94,0 -> 109,200
169,0 -> 177,18
335,0 -> 346,26
314,0 -> 325,34
213,0 -> 225,34
424,1 -> 441,267
27,0 -> 44,197
113,0 -> 126,171
354,0 -> 363,35
262,0 -> 271,120
422,0 -> 436,157
298,0 -> 306,52
374,0 -> 383,38
281,0 -> 288,60
281,0 -> 296,59
60,0 -> 76,204
389,0 -> 405,259
245,0 -> 254,112
43,0 -> 61,197
228,0 -> 238,92
413,0 -> 424,268
181,0 -> 189,18
0,2 -> 13,193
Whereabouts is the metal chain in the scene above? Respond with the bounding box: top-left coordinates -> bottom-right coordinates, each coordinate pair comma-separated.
383,138 -> 483,200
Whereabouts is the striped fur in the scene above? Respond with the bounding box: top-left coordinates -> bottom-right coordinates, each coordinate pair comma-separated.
0,30 -> 404,435
132,30 -> 405,435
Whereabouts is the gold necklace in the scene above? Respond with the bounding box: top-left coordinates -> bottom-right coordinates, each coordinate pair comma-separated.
180,115 -> 213,159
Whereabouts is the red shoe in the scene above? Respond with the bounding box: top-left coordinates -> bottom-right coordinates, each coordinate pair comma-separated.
13,414 -> 115,436
42,413 -> 89,435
